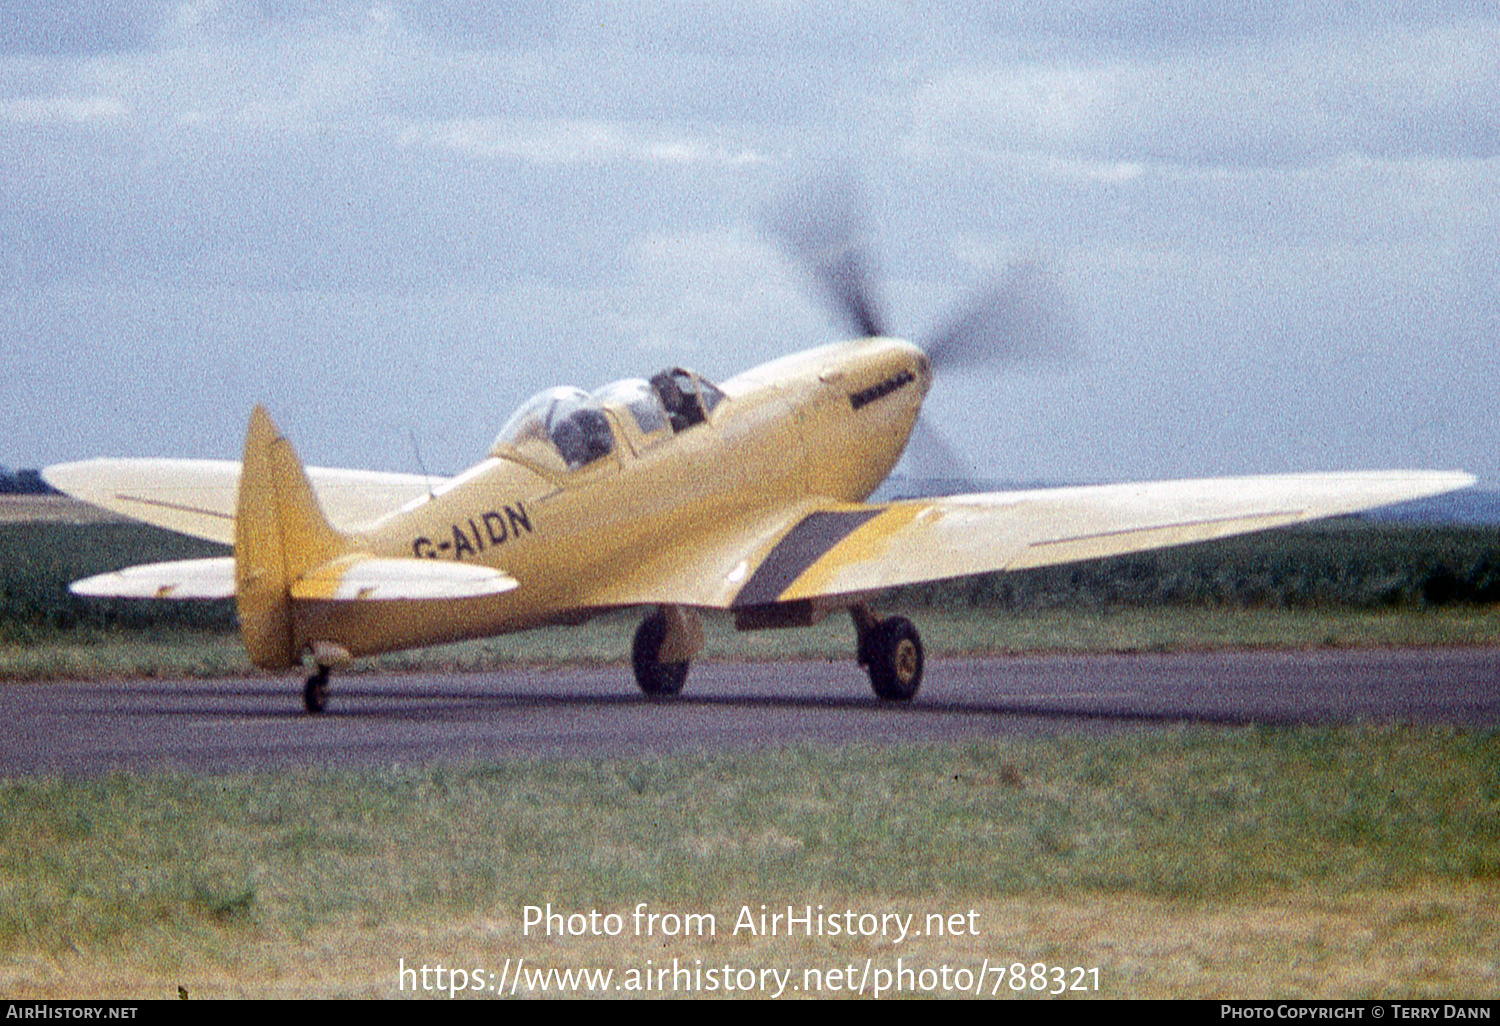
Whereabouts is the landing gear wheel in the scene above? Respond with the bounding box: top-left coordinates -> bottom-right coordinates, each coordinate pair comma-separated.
632,611 -> 690,697
303,667 -> 330,715
863,616 -> 923,702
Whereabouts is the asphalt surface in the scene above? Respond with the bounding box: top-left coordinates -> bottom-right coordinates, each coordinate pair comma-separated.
2,647 -> 1496,777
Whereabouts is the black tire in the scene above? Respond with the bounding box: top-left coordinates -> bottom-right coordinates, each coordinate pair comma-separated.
632,612 -> 690,697
865,616 -> 923,701
303,668 -> 330,714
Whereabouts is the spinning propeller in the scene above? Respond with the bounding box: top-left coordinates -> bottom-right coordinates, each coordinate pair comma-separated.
771,180 -> 1081,483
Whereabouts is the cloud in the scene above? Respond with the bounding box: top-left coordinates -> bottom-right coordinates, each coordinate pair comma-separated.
910,19 -> 1500,167
400,117 -> 770,167
0,3 -> 157,55
0,94 -> 129,125
615,226 -> 822,359
929,0 -> 1497,50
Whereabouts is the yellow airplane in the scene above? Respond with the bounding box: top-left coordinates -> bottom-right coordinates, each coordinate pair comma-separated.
42,229 -> 1475,714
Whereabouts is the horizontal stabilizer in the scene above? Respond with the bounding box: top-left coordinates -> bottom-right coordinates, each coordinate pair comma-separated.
69,557 -> 235,600
290,556 -> 520,602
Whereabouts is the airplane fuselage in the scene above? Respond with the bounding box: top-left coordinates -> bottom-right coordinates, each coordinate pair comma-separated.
292,337 -> 930,657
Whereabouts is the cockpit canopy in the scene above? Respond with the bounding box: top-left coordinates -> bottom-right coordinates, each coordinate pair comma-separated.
490,369 -> 724,473
491,386 -> 613,471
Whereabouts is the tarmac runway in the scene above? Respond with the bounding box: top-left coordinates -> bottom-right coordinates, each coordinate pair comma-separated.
2,647 -> 1496,777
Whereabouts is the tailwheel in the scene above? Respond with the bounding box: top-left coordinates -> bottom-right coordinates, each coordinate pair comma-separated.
632,609 -> 691,697
303,666 -> 331,715
856,611 -> 924,702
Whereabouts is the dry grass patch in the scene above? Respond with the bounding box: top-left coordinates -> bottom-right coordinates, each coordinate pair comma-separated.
3,887 -> 1495,999
1,727 -> 1496,998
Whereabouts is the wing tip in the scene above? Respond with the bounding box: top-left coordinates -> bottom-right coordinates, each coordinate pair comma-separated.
68,557 -> 236,600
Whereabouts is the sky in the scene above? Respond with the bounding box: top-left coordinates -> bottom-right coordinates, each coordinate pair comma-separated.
2,1 -> 1496,488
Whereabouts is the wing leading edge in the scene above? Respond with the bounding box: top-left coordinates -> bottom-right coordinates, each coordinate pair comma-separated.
41,458 -> 442,544
69,554 -> 518,603
729,470 -> 1476,608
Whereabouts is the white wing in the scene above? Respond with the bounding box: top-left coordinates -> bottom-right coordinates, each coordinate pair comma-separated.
729,470 -> 1476,607
42,458 -> 441,544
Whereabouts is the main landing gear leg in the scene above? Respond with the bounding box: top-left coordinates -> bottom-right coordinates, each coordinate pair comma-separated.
851,603 -> 924,702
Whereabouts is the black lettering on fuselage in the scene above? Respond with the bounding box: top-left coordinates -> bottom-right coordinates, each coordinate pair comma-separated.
451,524 -> 476,558
483,511 -> 509,545
507,504 -> 532,536
412,502 -> 534,560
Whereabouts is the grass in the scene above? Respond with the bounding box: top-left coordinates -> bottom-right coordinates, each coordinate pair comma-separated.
2,515 -> 1498,680
3,605 -> 1499,681
371,604 -> 1500,678
1,726 -> 1497,997
0,630 -> 252,680
0,519 -> 229,642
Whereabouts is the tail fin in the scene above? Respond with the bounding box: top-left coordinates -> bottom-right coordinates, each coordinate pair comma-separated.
235,405 -> 348,670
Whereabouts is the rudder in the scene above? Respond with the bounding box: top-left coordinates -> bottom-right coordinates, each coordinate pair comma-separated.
235,405 -> 347,670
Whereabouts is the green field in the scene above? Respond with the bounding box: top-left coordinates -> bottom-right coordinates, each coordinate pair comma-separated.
2,516 -> 1497,677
